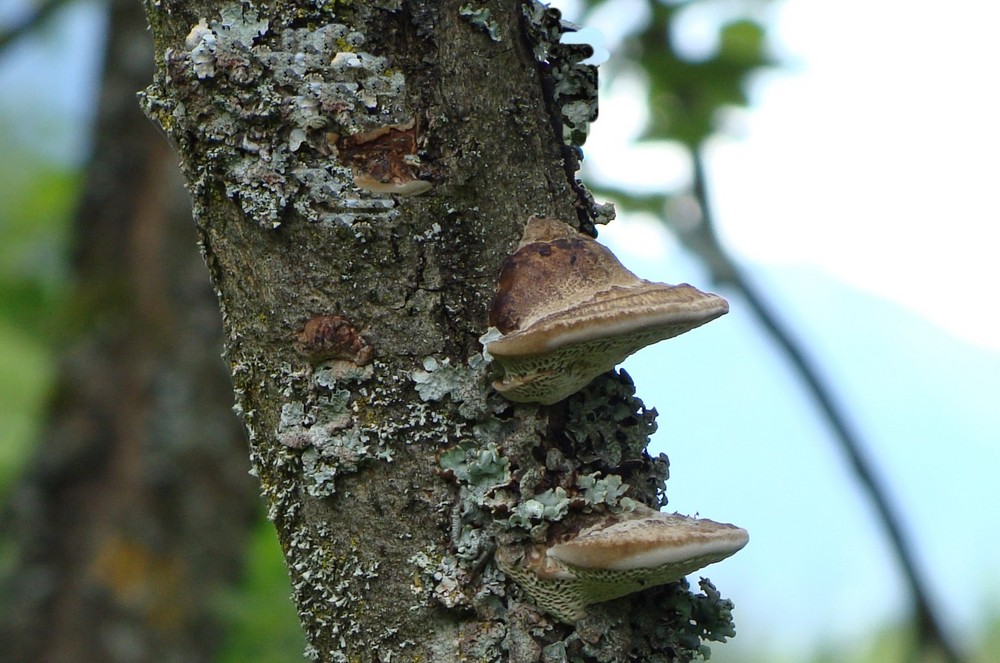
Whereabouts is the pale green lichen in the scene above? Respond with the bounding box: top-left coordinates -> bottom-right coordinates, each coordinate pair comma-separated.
264,356 -> 439,661
260,346 -> 733,660
299,428 -> 377,498
519,1 -> 614,234
577,472 -> 631,507
506,488 -> 571,534
423,367 -> 740,659
409,545 -> 507,612
459,4 -> 502,42
286,529 -> 382,662
439,441 -> 511,498
141,3 -> 415,230
561,371 -> 668,508
521,2 -> 597,147
274,359 -> 389,499
542,641 -> 568,662
314,360 -> 374,388
410,354 -> 490,419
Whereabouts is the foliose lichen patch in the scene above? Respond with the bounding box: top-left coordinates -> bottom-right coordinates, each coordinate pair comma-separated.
559,371 -> 669,509
459,3 -> 502,42
519,1 -> 616,234
284,521 -> 406,663
275,359 -> 387,498
260,353 -> 450,661
230,289 -> 731,660
410,354 -> 491,420
520,3 -> 596,147
141,3 -> 427,230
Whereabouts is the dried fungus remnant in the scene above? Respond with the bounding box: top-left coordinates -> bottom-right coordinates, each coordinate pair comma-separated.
294,314 -> 373,365
333,120 -> 432,196
483,217 -> 729,404
496,505 -> 748,623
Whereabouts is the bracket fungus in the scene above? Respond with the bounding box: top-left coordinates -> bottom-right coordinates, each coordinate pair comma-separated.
495,505 -> 748,623
483,217 -> 729,404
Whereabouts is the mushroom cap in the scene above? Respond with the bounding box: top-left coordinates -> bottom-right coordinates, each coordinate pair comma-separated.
488,282 -> 728,357
547,507 -> 749,571
484,217 -> 728,403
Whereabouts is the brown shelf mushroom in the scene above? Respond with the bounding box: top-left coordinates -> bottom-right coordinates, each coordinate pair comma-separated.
495,504 -> 748,623
484,217 -> 729,404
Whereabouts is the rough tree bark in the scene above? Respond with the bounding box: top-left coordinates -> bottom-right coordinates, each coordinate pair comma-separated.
0,0 -> 260,660
141,1 -> 739,661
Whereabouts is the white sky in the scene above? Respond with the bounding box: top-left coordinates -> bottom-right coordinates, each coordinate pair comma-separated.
577,0 -> 1000,352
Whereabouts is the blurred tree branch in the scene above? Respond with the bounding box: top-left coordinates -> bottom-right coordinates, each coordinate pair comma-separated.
0,0 -> 75,53
688,149 -> 962,663
0,0 -> 260,659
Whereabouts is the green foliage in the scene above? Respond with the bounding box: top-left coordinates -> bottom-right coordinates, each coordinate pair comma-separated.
0,143 -> 75,338
216,517 -> 306,663
975,609 -> 1000,663
0,136 -> 76,490
579,0 -> 774,228
586,0 -> 774,150
639,12 -> 770,148
0,318 -> 53,488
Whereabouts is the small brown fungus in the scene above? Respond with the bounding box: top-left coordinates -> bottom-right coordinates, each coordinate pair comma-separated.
335,119 -> 432,196
294,314 -> 374,365
496,504 -> 748,623
483,217 -> 729,404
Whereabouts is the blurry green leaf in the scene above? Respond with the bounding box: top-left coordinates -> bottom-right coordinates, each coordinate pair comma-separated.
718,19 -> 768,67
0,318 -> 55,491
0,130 -> 77,492
216,517 -> 305,662
0,150 -> 76,338
590,1 -> 774,149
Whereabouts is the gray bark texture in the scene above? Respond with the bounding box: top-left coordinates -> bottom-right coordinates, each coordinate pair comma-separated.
0,0 -> 260,660
140,1 -> 739,661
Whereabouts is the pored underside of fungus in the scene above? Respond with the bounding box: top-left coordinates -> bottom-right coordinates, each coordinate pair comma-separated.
495,505 -> 749,623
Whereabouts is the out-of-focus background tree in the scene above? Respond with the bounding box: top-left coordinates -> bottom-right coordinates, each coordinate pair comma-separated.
0,0 -> 997,661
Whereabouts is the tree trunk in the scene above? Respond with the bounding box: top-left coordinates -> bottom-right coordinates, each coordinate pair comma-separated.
140,1 -> 738,660
0,0 -> 259,660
